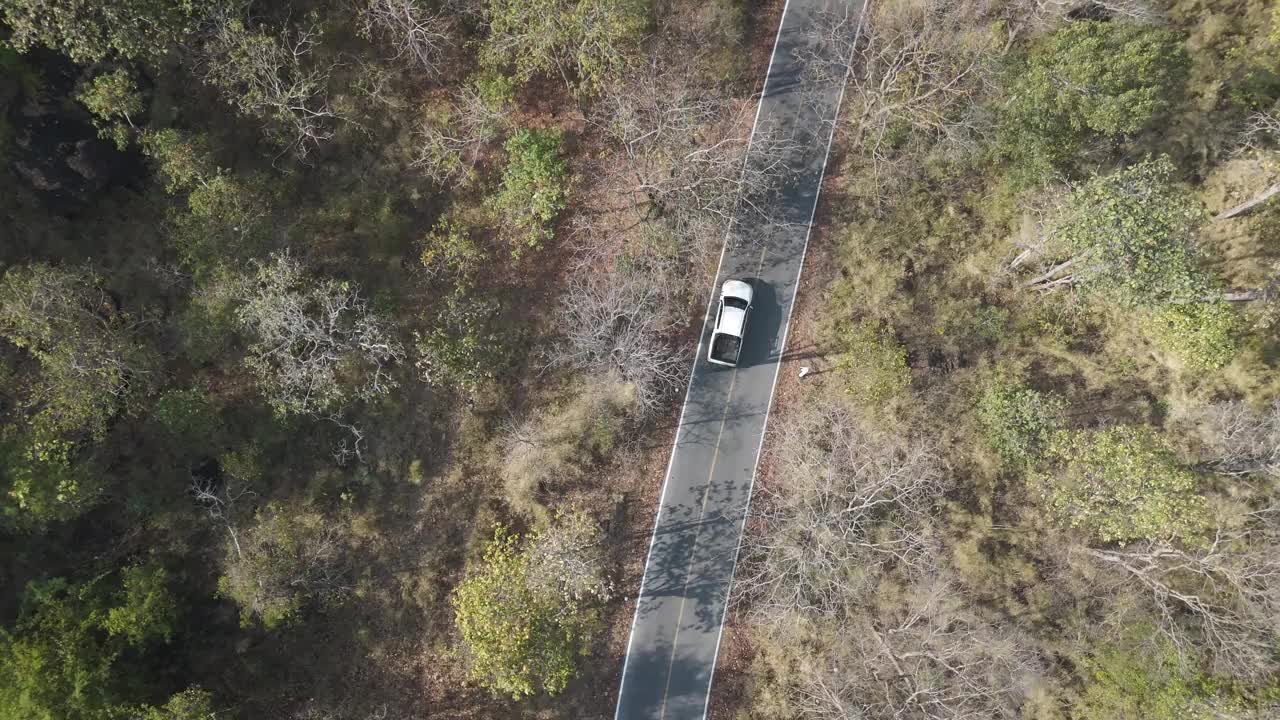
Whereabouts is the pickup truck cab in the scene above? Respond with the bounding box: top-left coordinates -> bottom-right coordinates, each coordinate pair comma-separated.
707,279 -> 754,367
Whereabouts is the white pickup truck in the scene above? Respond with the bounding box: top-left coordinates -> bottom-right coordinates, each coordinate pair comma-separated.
707,279 -> 754,367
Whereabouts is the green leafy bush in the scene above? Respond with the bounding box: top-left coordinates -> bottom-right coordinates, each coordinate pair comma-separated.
420,212 -> 486,281
1058,157 -> 1207,306
414,288 -> 512,392
491,128 -> 568,255
452,516 -> 608,698
480,0 -> 647,91
1143,301 -> 1240,370
976,381 -> 1063,466
1033,426 -> 1209,544
999,20 -> 1188,181
835,319 -> 911,407
217,505 -> 350,629
77,68 -> 142,149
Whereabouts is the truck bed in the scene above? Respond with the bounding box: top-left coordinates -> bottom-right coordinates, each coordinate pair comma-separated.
709,332 -> 742,366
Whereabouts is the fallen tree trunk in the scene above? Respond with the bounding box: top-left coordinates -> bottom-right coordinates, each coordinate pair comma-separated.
1216,183 -> 1280,221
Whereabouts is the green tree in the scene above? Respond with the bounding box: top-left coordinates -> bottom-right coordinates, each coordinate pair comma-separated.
217,505 -> 350,629
0,0 -> 208,63
481,0 -> 647,91
0,263 -> 155,441
102,565 -> 178,646
835,319 -> 910,407
1074,631 -> 1273,720
0,264 -> 155,525
1033,426 -> 1209,544
134,688 -> 217,720
1143,301 -> 1240,371
140,130 -> 272,275
976,381 -> 1064,466
76,69 -> 142,150
140,129 -> 217,194
0,567 -> 179,720
1056,157 -> 1208,306
414,288 -> 511,392
490,128 -> 569,254
1000,20 -> 1188,180
452,516 -> 608,698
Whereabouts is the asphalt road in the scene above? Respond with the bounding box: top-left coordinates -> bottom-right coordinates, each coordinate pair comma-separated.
613,1 -> 861,718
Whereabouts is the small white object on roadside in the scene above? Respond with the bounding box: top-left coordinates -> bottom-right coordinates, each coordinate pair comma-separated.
798,366 -> 812,379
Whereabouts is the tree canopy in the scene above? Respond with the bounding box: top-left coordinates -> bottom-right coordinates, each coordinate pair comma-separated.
452,515 -> 608,698
1033,425 -> 1209,544
1057,156 -> 1207,306
1000,20 -> 1189,180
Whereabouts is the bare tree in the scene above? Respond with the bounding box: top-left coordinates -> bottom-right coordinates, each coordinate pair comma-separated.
734,399 -> 947,620
545,266 -> 685,416
356,0 -> 452,74
590,57 -> 797,254
832,0 -> 995,208
524,510 -> 614,609
412,80 -> 509,184
790,575 -> 1040,720
994,0 -> 1163,45
190,471 -> 256,560
236,252 -> 405,417
1191,401 -> 1280,479
1233,110 -> 1280,156
203,13 -> 338,160
1082,513 -> 1280,681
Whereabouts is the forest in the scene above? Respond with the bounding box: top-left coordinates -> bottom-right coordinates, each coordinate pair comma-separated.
2,0 -> 1280,719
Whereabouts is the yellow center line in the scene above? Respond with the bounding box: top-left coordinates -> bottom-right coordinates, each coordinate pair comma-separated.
658,240 -> 771,718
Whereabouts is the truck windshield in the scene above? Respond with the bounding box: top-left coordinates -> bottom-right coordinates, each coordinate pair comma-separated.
724,297 -> 748,310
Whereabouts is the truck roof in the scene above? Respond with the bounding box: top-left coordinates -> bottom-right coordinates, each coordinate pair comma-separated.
718,305 -> 747,337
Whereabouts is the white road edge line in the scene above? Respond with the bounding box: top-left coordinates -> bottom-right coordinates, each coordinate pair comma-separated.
699,1 -> 867,718
612,0 -> 796,716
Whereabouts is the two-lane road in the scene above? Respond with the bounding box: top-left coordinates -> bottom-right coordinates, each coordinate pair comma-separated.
614,0 -> 861,718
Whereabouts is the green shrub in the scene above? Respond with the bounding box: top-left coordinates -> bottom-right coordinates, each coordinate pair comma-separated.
420,212 -> 486,281
414,288 -> 512,392
77,68 -> 142,149
835,319 -> 911,407
1143,301 -> 1240,370
152,387 -> 221,443
976,381 -> 1063,466
1074,629 -> 1276,720
1033,426 -> 1209,544
490,128 -> 568,255
452,516 -> 608,698
1058,157 -> 1207,306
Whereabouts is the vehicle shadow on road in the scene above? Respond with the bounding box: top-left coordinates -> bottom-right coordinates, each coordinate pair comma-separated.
738,278 -> 780,369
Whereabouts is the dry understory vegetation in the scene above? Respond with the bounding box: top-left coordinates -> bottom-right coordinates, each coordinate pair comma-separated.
0,0 -> 789,717
723,0 -> 1280,718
